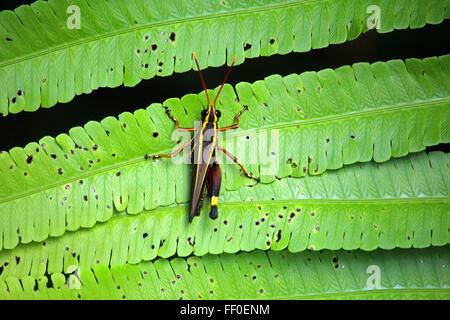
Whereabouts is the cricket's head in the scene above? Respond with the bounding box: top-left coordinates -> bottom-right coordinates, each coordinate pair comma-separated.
193,52 -> 236,124
201,107 -> 221,123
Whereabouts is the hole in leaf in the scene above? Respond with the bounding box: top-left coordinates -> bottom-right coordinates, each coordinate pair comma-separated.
333,257 -> 339,269
276,230 -> 282,242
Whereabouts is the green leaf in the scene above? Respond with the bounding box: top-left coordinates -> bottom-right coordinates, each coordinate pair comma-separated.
1,246 -> 448,299
0,54 -> 449,251
0,0 -> 448,115
0,151 -> 448,280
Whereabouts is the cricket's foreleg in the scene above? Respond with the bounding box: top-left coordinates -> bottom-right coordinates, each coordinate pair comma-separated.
218,146 -> 260,182
218,105 -> 248,131
164,106 -> 195,131
209,163 -> 222,220
144,140 -> 191,160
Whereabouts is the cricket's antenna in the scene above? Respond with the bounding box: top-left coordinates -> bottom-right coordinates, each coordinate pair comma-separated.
213,55 -> 237,107
193,52 -> 210,107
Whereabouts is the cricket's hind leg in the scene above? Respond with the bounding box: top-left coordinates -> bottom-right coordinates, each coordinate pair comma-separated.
218,146 -> 260,182
208,163 -> 222,220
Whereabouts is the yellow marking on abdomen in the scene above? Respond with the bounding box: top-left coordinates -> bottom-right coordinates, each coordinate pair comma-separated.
211,196 -> 218,206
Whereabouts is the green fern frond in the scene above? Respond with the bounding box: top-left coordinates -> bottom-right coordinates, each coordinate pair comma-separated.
0,0 -> 448,115
0,54 -> 449,251
1,246 -> 448,299
0,151 -> 448,280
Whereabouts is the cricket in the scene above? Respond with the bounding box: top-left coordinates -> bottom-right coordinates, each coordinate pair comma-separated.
145,52 -> 260,222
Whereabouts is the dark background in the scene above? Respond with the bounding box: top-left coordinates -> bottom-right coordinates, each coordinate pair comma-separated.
0,0 -> 449,151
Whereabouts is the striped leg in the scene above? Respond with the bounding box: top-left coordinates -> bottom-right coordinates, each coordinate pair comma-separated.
218,146 -> 260,182
218,105 -> 248,131
144,139 -> 191,160
164,106 -> 195,131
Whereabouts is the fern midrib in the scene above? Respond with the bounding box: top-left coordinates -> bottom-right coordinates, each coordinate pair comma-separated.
239,97 -> 449,133
2,282 -> 447,300
105,197 -> 449,224
1,197 -> 444,253
1,97 -> 448,204
0,0 -> 322,68
262,288 -> 450,300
